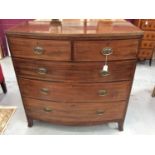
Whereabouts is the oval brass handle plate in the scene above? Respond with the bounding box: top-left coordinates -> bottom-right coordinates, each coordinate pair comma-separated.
43,107 -> 53,112
33,46 -> 44,55
96,110 -> 105,115
101,47 -> 113,56
40,88 -> 49,95
98,89 -> 108,96
37,67 -> 48,75
100,70 -> 110,77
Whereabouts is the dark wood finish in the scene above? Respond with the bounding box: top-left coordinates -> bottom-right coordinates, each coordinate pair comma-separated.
18,78 -> 131,102
27,118 -> 33,127
13,58 -> 136,82
24,97 -> 126,125
1,80 -> 7,94
74,40 -> 139,61
6,19 -> 143,131
8,37 -> 71,61
118,120 -> 124,131
133,19 -> 154,65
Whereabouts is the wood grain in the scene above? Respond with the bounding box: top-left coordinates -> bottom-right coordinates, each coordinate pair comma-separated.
13,58 -> 136,82
24,97 -> 125,125
74,40 -> 139,61
6,19 -> 143,40
18,78 -> 131,102
8,37 -> 71,61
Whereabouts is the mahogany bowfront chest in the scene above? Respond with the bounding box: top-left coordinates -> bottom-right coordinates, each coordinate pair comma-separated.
6,19 -> 143,131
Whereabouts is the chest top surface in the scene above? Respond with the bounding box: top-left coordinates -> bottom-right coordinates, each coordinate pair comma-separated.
6,19 -> 143,39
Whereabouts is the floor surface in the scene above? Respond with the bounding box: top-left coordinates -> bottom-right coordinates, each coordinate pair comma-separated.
0,57 -> 155,135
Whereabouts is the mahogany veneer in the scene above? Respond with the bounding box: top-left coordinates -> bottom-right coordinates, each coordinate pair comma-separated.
6,19 -> 143,131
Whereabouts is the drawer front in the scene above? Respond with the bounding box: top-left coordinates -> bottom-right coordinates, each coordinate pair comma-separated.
143,31 -> 155,40
8,37 -> 71,61
138,49 -> 154,59
18,78 -> 131,102
14,58 -> 136,82
74,40 -> 139,61
23,98 -> 125,124
140,40 -> 155,49
141,20 -> 155,30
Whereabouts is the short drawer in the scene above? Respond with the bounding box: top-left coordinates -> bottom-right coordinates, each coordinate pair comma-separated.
18,78 -> 131,102
74,40 -> 139,61
8,37 -> 71,61
140,40 -> 155,49
141,20 -> 155,31
138,49 -> 154,59
23,98 -> 126,125
143,31 -> 155,40
14,58 -> 136,82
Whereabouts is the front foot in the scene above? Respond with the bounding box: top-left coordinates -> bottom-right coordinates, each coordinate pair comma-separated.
118,121 -> 124,131
28,118 -> 33,127
152,87 -> 155,97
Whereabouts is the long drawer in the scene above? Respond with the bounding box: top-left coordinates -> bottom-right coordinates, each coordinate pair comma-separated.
23,98 -> 125,125
18,78 -> 131,102
14,58 -> 136,82
74,40 -> 139,61
8,37 -> 71,61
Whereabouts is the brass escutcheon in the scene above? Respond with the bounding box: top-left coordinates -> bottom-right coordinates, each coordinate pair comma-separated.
101,47 -> 113,56
40,88 -> 49,95
100,70 -> 110,77
43,107 -> 53,112
37,67 -> 48,75
33,46 -> 44,55
96,110 -> 105,115
98,89 -> 108,96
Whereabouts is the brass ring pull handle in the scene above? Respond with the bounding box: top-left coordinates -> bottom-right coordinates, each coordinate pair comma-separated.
101,47 -> 113,56
40,88 -> 49,95
43,107 -> 53,112
37,67 -> 48,75
98,89 -> 108,96
33,46 -> 44,55
100,70 -> 110,77
96,110 -> 105,115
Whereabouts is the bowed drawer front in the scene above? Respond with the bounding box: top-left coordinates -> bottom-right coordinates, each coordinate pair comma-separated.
13,58 -> 136,82
6,19 -> 143,131
23,98 -> 126,125
18,78 -> 131,102
8,37 -> 71,61
74,40 -> 139,61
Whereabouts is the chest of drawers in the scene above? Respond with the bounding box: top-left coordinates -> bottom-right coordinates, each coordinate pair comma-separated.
6,19 -> 143,131
134,19 -> 155,65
